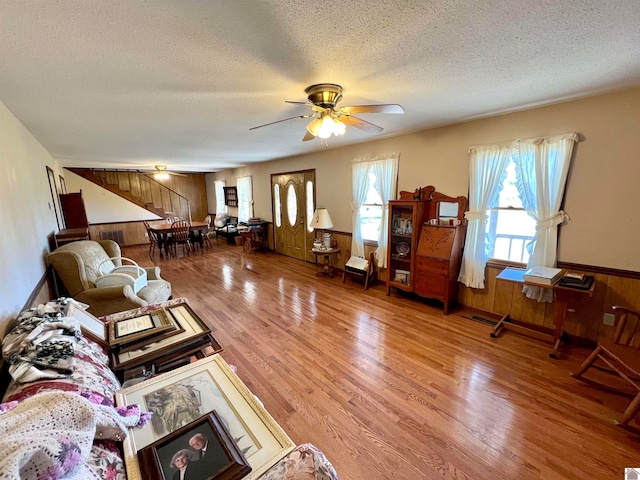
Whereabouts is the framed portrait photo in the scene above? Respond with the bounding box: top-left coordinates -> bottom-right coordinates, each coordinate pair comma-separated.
137,411 -> 251,480
116,354 -> 295,480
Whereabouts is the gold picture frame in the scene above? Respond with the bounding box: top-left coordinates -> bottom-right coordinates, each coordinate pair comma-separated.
108,309 -> 174,347
115,354 -> 295,480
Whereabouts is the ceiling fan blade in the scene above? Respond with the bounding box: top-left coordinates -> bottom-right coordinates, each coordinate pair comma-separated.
249,114 -> 313,130
302,131 -> 315,142
285,101 -> 326,113
339,104 -> 405,114
339,115 -> 384,133
167,171 -> 187,177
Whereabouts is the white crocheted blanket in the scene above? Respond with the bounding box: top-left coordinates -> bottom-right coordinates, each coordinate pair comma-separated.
0,391 -> 147,480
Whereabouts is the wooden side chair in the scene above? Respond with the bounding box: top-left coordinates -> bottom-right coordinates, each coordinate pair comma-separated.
202,215 -> 213,248
143,221 -> 162,259
168,220 -> 192,257
572,305 -> 640,428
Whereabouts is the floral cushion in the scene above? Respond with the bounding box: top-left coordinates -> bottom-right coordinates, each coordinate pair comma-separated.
260,443 -> 339,480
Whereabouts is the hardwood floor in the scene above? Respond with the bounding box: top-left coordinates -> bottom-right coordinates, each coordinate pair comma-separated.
124,242 -> 640,479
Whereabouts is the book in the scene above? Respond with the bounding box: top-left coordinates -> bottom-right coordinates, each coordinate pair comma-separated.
558,275 -> 594,290
523,266 -> 563,285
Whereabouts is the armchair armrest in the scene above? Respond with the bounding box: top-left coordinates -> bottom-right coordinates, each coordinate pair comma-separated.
75,285 -> 147,317
143,266 -> 163,280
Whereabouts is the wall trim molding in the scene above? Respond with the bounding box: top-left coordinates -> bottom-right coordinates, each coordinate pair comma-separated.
556,261 -> 640,280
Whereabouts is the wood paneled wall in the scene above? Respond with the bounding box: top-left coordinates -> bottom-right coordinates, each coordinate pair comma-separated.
326,231 -> 640,344
459,264 -> 640,344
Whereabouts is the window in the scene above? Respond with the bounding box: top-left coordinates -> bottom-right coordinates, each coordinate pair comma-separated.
237,176 -> 253,222
214,180 -> 227,214
306,180 -> 315,233
458,132 -> 577,296
360,171 -> 383,242
273,184 -> 281,228
351,153 -> 398,265
486,158 -> 536,263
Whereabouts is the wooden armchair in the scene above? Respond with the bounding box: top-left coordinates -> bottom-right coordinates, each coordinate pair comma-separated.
572,305 -> 640,428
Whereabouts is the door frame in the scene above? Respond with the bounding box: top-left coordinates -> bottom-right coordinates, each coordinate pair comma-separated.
271,169 -> 316,262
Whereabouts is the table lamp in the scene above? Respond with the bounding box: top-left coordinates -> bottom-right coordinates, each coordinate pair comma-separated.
310,208 -> 333,249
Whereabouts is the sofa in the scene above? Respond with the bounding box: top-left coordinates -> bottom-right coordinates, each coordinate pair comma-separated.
48,240 -> 172,318
0,299 -> 339,480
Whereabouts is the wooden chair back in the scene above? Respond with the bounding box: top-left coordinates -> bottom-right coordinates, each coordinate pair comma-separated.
572,305 -> 640,429
613,306 -> 640,347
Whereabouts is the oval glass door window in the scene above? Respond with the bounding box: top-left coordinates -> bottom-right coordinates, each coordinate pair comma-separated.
287,184 -> 297,227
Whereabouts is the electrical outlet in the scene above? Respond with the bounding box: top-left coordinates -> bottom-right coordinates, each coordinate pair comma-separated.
144,232 -> 148,237
603,313 -> 615,326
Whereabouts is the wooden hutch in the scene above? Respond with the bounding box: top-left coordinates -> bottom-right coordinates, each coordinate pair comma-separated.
386,186 -> 467,315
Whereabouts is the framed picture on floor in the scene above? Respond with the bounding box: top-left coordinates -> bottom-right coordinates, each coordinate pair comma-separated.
137,411 -> 252,480
115,354 -> 295,480
111,302 -> 215,370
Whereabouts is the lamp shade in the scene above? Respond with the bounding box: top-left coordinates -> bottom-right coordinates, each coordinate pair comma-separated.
310,208 -> 333,229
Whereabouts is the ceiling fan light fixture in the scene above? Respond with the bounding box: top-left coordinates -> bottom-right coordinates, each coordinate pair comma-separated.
315,114 -> 346,139
317,114 -> 335,139
306,117 -> 323,136
154,172 -> 170,180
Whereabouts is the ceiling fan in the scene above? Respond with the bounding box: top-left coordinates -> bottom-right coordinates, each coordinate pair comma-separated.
250,83 -> 404,141
147,165 -> 186,180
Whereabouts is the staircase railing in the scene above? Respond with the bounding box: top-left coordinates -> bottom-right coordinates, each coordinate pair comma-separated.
82,169 -> 192,222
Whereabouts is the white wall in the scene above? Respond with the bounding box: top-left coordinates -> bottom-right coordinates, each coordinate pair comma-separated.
207,87 -> 640,271
0,100 -> 61,336
65,170 -> 162,223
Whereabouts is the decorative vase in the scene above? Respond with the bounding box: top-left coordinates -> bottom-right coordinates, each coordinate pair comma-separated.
323,233 -> 331,249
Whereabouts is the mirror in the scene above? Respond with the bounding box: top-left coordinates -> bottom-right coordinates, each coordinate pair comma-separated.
438,201 -> 459,218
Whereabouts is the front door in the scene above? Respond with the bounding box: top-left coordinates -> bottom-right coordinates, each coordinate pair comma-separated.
271,170 -> 316,261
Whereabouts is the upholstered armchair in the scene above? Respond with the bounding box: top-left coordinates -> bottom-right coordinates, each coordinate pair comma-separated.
48,240 -> 171,317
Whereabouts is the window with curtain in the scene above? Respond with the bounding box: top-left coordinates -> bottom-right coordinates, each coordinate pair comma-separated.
487,158 -> 536,263
458,133 -> 578,302
237,176 -> 253,222
351,153 -> 399,267
214,180 -> 227,214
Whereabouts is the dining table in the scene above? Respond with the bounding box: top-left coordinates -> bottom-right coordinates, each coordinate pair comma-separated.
149,221 -> 209,256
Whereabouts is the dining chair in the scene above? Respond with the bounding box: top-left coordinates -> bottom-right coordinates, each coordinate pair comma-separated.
571,305 -> 640,428
143,221 -> 162,259
168,220 -> 192,257
202,215 -> 213,248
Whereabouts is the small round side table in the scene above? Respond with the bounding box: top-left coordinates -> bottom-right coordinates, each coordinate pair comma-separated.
311,247 -> 340,278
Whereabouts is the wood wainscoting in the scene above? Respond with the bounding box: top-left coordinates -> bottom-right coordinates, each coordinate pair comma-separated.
325,231 -> 640,345
459,262 -> 640,344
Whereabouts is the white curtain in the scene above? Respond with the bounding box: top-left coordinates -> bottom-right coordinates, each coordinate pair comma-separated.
350,161 -> 372,258
371,153 -> 399,269
517,133 -> 578,301
237,176 -> 253,222
458,143 -> 512,288
214,180 -> 227,214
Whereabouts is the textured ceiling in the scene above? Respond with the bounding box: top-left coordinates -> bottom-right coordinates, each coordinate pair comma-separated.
1,1 -> 639,173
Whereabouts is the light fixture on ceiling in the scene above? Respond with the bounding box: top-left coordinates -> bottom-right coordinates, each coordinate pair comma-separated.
306,112 -> 346,139
153,165 -> 170,180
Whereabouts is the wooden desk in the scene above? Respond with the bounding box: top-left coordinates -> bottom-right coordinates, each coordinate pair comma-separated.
311,248 -> 340,278
239,221 -> 268,253
494,267 -> 596,358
